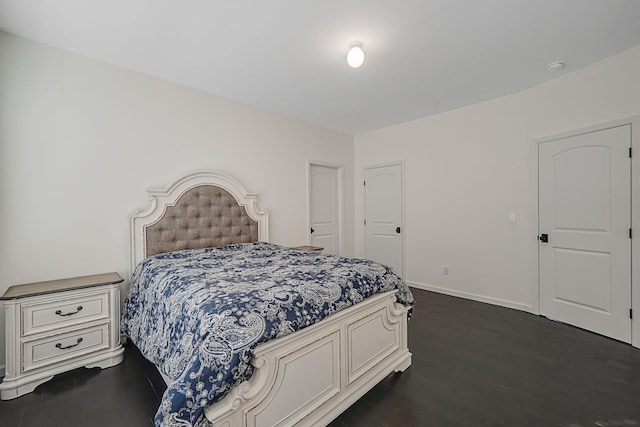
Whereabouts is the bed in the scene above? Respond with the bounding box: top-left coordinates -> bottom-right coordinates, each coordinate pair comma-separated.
123,170 -> 414,427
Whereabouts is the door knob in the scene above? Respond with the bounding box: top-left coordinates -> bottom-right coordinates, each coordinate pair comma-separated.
396,227 -> 401,234
310,227 -> 315,234
538,233 -> 548,243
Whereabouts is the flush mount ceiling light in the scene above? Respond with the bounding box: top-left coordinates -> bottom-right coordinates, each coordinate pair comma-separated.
546,60 -> 565,72
347,41 -> 365,68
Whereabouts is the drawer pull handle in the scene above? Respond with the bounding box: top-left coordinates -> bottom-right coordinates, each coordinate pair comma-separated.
55,337 -> 83,350
55,306 -> 83,316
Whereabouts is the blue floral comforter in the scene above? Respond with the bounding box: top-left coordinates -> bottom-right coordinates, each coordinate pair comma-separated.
121,242 -> 414,427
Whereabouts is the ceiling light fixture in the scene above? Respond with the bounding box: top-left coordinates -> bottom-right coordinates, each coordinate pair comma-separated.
546,60 -> 565,72
347,41 -> 365,68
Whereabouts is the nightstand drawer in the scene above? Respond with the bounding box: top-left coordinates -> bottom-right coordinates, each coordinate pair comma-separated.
22,291 -> 110,337
22,323 -> 110,372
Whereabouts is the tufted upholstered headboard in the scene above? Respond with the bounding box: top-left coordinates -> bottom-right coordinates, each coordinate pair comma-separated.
129,170 -> 268,275
145,185 -> 259,257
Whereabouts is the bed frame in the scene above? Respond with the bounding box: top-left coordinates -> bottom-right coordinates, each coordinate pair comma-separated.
129,170 -> 411,426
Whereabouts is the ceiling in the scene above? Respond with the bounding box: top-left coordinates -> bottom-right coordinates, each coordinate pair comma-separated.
1,1 -> 640,135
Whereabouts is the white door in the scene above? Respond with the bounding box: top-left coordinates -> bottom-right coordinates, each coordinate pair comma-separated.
309,164 -> 339,255
539,125 -> 631,343
364,163 -> 403,276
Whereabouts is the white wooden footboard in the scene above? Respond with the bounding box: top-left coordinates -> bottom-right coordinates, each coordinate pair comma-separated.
203,290 -> 411,427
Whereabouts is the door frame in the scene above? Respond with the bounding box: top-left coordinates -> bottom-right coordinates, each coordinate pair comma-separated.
363,160 -> 406,278
307,160 -> 344,255
530,115 -> 640,348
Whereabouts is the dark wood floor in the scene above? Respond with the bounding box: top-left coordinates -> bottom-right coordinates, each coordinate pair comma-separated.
1,289 -> 639,427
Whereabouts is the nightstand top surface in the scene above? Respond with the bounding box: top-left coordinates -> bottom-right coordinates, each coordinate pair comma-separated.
294,245 -> 324,251
1,272 -> 123,300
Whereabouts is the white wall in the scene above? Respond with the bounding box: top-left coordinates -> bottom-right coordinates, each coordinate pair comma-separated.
355,44 -> 640,311
0,32 -> 354,370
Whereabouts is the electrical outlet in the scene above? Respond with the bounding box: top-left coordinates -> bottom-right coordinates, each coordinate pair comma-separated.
443,266 -> 449,275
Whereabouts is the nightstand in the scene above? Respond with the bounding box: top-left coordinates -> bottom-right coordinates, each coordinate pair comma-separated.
294,245 -> 324,252
0,272 -> 125,400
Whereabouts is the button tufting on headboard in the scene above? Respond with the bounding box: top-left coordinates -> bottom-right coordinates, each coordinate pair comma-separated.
145,185 -> 259,257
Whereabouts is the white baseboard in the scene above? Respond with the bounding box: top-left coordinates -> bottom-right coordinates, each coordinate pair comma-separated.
407,281 -> 533,313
